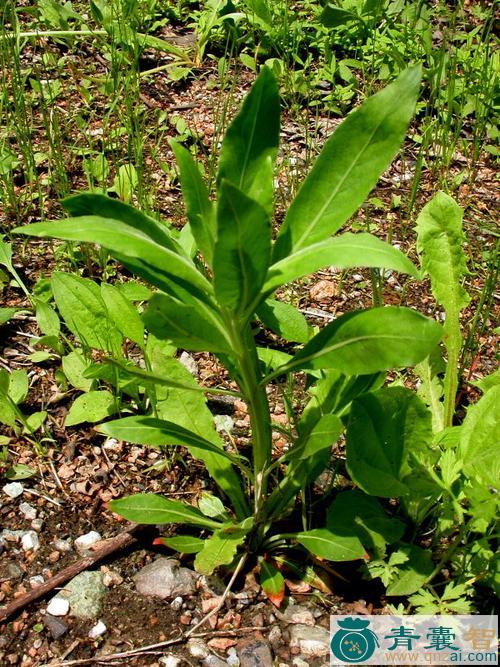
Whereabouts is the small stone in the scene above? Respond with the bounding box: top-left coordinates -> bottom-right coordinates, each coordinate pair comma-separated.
214,414 -> 234,433
31,519 -> 44,532
47,597 -> 70,617
208,638 -> 237,650
170,596 -> 183,611
101,568 -> 123,587
74,531 -> 101,554
203,656 -> 227,667
310,280 -> 336,301
88,620 -> 107,639
289,624 -> 330,657
179,351 -> 198,376
53,539 -> 72,553
134,558 -> 198,599
64,571 -> 107,619
0,562 -> 23,581
19,503 -> 37,520
237,639 -> 274,667
188,638 -> 210,659
159,657 -> 182,667
292,659 -> 309,667
43,614 -> 68,640
21,531 -> 40,552
3,483 -> 23,499
49,551 -> 60,564
29,576 -> 44,588
283,604 -> 315,626
227,647 -> 240,666
199,574 -> 226,596
268,626 -> 282,645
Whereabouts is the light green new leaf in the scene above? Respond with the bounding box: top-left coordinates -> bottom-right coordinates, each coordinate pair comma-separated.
273,66 -> 421,260
415,346 -> 445,433
198,492 -> 230,521
471,368 -> 500,394
386,545 -> 433,596
6,369 -> 29,404
213,181 -> 271,314
170,140 -> 216,264
143,293 -> 231,354
194,527 -> 247,575
51,272 -> 122,354
110,493 -> 223,529
217,66 -> 280,213
65,390 -> 118,426
100,283 -> 145,348
157,535 -> 205,553
346,387 -> 432,497
271,307 -> 442,378
296,528 -> 366,561
459,386 -> 500,488
62,350 -> 94,392
35,299 -> 60,337
256,299 -> 310,343
265,233 -> 419,293
0,307 -> 19,325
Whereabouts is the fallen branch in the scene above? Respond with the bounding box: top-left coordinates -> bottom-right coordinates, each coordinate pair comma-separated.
0,523 -> 141,624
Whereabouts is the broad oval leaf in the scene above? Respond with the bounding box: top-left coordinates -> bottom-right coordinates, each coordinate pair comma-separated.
273,66 -> 421,260
100,283 -> 145,348
386,545 -> 433,596
265,232 -> 419,293
273,307 -> 442,377
296,528 -> 366,561
157,535 -> 205,554
194,528 -> 247,575
110,493 -> 223,528
256,298 -> 311,343
65,390 -> 118,427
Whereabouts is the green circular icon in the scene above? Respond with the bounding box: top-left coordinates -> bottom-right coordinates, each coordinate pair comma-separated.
331,618 -> 379,663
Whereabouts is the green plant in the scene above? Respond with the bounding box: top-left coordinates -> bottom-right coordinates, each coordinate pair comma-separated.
16,66 -> 447,590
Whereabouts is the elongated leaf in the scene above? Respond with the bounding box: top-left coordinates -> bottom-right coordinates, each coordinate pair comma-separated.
65,390 -> 118,426
259,559 -> 285,607
100,283 -> 145,348
170,140 -> 216,264
256,299 -> 310,343
273,307 -> 442,377
273,66 -> 421,260
5,369 -> 28,404
0,307 -> 19,325
346,387 -> 432,498
198,492 -> 230,521
0,235 -> 13,270
16,217 -> 212,299
143,293 -> 231,354
110,493 -> 223,528
286,413 -> 342,463
213,181 -> 271,314
296,528 -> 366,561
97,416 -> 243,466
217,66 -> 280,213
62,350 -> 94,392
194,528 -> 246,575
386,545 -> 433,596
459,386 -> 500,488
157,535 -> 205,553
35,299 -> 60,337
265,233 -> 419,293
51,272 -> 122,354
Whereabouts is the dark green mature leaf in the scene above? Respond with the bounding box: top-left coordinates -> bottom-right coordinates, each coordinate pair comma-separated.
35,299 -> 60,337
273,307 -> 442,377
296,528 -> 366,561
157,535 -> 205,553
194,528 -> 247,575
265,233 -> 419,293
273,66 -> 421,260
386,545 -> 433,595
110,493 -> 223,528
16,217 -> 212,299
256,299 -> 310,343
346,387 -> 432,498
213,181 -> 271,314
51,273 -> 122,354
217,66 -> 280,214
100,283 -> 145,348
170,140 -> 216,265
286,413 -> 342,463
260,559 -> 285,607
143,293 -> 232,354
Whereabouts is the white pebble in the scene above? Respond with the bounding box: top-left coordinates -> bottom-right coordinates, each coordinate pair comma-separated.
21,531 -> 40,552
47,597 -> 70,616
159,656 -> 182,667
3,482 -> 24,498
88,620 -> 107,639
19,502 -> 37,520
54,538 -> 72,552
227,647 -> 240,666
188,638 -> 210,659
74,531 -> 101,553
31,519 -> 44,531
29,575 -> 44,588
170,596 -> 183,610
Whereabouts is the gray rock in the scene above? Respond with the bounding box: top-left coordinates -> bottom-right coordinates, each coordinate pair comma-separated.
188,638 -> 210,659
31,518 -> 44,531
227,647 -> 240,666
19,502 -> 37,520
56,571 -> 107,619
199,574 -> 226,596
203,656 -> 227,667
3,482 -> 23,498
53,538 -> 72,552
159,656 -> 182,667
179,351 -> 198,376
43,614 -> 68,640
21,531 -> 40,552
134,558 -> 198,599
237,639 -> 274,667
0,562 -> 23,581
289,624 -> 330,657
283,604 -> 315,626
74,531 -> 101,554
268,625 -> 282,645
1,529 -> 24,542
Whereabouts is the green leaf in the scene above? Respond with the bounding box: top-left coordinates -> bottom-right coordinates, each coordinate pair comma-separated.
256,299 -> 310,343
143,293 -> 231,354
62,350 -> 94,391
198,492 -> 230,521
217,66 -> 280,214
24,411 -> 47,433
117,281 -> 152,302
274,307 -> 442,377
265,233 -> 419,293
110,493 -> 223,528
346,387 -> 432,498
259,559 -> 285,607
7,369 -> 29,404
5,463 -> 36,480
194,528 -> 247,575
35,298 -> 60,337
157,535 -> 205,554
386,545 -> 433,596
170,140 -> 216,265
273,66 -> 421,260
65,390 -> 118,426
415,347 -> 445,433
100,282 -> 145,348
0,235 -> 13,271
51,272 -> 122,354
327,490 -> 405,558
471,368 -> 500,394
296,528 -> 366,561
213,181 -> 271,314
286,413 -> 343,463
459,386 -> 500,487
0,307 -> 19,325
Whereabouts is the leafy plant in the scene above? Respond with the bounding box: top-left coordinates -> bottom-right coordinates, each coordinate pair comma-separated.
16,65 -> 447,592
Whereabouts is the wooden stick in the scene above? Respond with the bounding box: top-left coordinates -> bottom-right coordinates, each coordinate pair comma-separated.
0,523 -> 141,624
